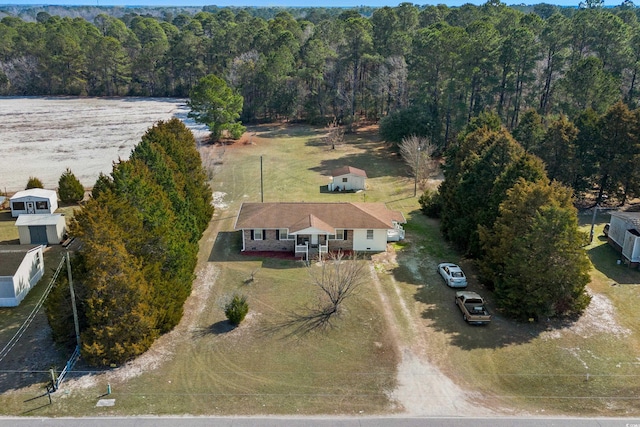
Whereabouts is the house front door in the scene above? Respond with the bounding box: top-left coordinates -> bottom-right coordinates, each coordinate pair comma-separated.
311,234 -> 318,245
26,201 -> 35,214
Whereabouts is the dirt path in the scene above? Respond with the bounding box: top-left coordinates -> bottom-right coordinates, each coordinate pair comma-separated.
368,263 -> 492,416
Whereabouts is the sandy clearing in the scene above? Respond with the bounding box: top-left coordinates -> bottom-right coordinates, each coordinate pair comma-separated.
0,97 -> 209,193
543,292 -> 631,340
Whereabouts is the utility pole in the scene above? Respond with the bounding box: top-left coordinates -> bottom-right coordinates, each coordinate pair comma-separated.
66,251 -> 81,348
414,146 -> 421,197
589,204 -> 598,243
260,155 -> 264,203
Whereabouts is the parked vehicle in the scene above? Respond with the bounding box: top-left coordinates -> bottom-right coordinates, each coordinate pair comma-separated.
437,263 -> 467,288
455,291 -> 491,325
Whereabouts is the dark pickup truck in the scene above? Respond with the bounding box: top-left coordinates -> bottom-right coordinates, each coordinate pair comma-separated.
455,291 -> 491,325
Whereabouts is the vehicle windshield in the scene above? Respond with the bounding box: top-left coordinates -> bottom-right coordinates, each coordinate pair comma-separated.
452,271 -> 464,277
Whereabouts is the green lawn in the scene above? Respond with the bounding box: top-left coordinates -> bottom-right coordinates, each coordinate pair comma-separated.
1,124 -> 639,416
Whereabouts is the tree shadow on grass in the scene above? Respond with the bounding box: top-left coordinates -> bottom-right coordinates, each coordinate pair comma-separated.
309,148 -> 404,180
193,320 -> 236,338
588,241 -> 640,285
0,211 -> 14,222
258,306 -> 338,340
253,124 -> 324,140
209,231 -> 243,262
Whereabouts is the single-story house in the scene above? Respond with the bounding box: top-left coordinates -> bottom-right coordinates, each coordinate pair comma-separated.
607,211 -> 640,267
10,189 -> 58,218
234,202 -> 405,260
15,214 -> 67,245
328,166 -> 367,192
0,245 -> 44,307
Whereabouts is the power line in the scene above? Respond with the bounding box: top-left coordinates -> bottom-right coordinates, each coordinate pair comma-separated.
0,253 -> 66,363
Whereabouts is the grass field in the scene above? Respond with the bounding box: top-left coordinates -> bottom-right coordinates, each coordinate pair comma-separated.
0,123 -> 639,416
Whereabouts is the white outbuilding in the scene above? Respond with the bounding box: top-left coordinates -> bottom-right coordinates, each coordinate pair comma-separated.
0,245 -> 44,307
328,166 -> 367,192
607,211 -> 640,267
10,189 -> 58,218
15,214 -> 67,245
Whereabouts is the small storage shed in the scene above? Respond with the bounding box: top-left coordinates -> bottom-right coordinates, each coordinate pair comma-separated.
0,245 -> 44,307
328,166 -> 367,192
10,189 -> 58,218
15,214 -> 66,245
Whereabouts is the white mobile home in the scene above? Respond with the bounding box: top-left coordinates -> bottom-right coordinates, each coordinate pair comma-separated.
0,245 -> 44,307
607,211 -> 640,267
10,189 -> 58,218
16,214 -> 67,245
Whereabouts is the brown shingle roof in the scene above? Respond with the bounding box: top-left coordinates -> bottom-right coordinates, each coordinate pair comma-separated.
234,202 -> 405,232
330,166 -> 367,178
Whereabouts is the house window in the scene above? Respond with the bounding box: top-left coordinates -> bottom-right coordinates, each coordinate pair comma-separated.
367,230 -> 374,240
334,229 -> 344,240
36,201 -> 48,210
279,229 -> 288,240
342,177 -> 348,182
13,202 -> 25,210
253,229 -> 263,240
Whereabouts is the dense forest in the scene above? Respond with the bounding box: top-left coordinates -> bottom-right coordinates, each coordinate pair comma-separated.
2,1 -> 640,145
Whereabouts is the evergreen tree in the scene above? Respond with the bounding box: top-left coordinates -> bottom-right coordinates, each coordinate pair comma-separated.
71,195 -> 159,366
511,109 -> 544,152
572,108 -> 601,196
58,168 -> 85,203
534,115 -> 578,186
479,179 -> 591,320
439,127 -> 524,255
47,119 -> 213,366
187,74 -> 245,141
594,100 -> 637,203
26,176 -> 44,189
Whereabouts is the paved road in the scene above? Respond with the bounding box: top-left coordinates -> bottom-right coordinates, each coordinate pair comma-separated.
0,417 -> 639,427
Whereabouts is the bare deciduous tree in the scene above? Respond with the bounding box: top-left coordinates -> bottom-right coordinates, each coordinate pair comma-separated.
399,135 -> 437,185
284,251 -> 367,334
325,117 -> 345,149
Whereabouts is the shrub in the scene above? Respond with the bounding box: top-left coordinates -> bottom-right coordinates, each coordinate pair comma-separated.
58,168 -> 85,203
419,189 -> 442,218
26,176 -> 44,189
225,294 -> 249,326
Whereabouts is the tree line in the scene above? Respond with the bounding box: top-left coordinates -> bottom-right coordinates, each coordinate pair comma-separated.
45,119 -> 213,366
513,101 -> 640,205
2,2 -> 640,140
